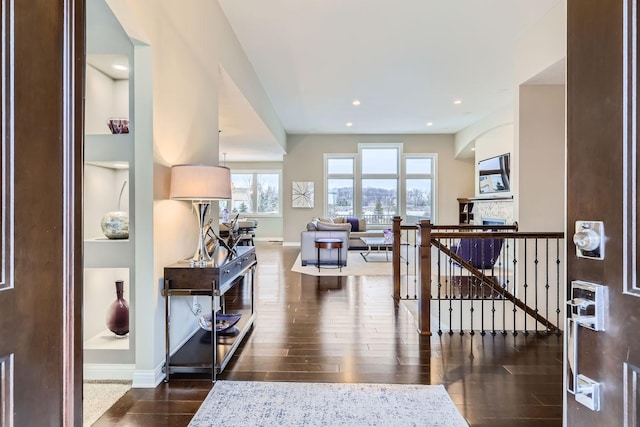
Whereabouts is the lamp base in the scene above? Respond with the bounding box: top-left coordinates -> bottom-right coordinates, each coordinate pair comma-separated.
191,201 -> 212,267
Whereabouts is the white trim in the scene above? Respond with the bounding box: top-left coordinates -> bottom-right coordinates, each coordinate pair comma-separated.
255,237 -> 283,242
223,169 -> 283,216
403,152 -> 438,224
83,363 -> 136,381
283,241 -> 301,247
324,153 -> 356,218
623,0 -> 639,297
324,146 -> 438,224
131,362 -> 166,388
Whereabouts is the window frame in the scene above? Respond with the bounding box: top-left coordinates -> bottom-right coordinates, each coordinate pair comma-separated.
221,169 -> 282,217
359,143 -> 402,224
403,153 -> 438,224
324,154 -> 355,218
324,146 -> 437,225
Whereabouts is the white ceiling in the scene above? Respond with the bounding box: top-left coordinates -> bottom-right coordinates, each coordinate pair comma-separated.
217,0 -> 562,154
218,67 -> 286,162
87,54 -> 129,80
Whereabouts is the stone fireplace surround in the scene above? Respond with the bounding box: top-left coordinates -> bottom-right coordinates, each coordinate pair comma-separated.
470,197 -> 514,225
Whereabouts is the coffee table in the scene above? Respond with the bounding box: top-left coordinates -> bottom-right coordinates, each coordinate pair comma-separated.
360,237 -> 394,262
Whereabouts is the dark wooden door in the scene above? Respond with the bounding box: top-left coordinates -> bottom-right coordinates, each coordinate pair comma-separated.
567,0 -> 640,424
0,1 -> 84,425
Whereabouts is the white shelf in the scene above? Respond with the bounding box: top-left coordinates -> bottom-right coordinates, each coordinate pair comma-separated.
85,237 -> 130,242
85,329 -> 130,350
84,240 -> 134,268
85,134 -> 134,163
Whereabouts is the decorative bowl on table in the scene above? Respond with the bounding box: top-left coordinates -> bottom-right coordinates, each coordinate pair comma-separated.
198,313 -> 242,334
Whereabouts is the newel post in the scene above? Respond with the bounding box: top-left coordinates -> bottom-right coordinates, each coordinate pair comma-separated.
418,220 -> 432,335
392,216 -> 402,301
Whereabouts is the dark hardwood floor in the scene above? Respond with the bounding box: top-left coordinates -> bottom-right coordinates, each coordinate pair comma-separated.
93,242 -> 563,426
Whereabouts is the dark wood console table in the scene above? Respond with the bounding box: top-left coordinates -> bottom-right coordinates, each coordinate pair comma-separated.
162,246 -> 257,382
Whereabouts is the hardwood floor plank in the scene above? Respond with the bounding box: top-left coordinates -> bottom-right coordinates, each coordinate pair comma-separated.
91,243 -> 563,426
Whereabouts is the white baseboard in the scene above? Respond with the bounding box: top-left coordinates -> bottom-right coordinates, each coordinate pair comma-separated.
282,241 -> 301,247
84,363 -> 136,381
126,328 -> 200,388
255,237 -> 283,242
132,362 -> 166,388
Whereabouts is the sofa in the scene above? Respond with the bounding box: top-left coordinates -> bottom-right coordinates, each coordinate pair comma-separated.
319,216 -> 384,248
299,217 -> 385,266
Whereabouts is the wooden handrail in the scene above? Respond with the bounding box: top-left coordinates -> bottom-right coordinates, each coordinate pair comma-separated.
432,231 -> 563,239
432,223 -> 518,231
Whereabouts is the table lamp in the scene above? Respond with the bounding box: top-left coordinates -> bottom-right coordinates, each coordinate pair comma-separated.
170,164 -> 231,266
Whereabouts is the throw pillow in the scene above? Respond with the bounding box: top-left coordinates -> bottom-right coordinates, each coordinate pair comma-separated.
316,221 -> 352,232
359,218 -> 367,231
306,221 -> 317,231
346,216 -> 360,232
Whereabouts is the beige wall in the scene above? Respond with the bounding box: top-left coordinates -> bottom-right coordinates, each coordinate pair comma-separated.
283,134 -> 474,244
518,85 -> 565,232
474,124 -> 514,198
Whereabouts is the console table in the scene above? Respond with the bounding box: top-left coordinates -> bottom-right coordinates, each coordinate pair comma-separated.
162,246 -> 257,382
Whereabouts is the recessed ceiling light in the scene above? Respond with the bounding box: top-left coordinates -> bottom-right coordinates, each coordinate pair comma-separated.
346,122 -> 353,127
453,99 -> 462,105
426,122 -> 433,127
471,148 -> 476,151
112,64 -> 128,71
352,99 -> 361,106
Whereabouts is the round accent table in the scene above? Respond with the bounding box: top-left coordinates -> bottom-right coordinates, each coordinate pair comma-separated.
314,238 -> 343,272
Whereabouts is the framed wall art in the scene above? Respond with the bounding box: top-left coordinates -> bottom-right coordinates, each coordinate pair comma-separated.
292,181 -> 314,208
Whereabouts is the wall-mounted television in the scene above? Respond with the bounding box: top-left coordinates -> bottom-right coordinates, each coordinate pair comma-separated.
478,153 -> 511,194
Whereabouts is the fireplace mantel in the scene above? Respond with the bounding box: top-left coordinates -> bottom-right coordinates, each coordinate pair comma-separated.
457,196 -> 513,203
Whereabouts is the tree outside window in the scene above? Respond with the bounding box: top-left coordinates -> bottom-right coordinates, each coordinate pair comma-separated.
220,171 -> 281,216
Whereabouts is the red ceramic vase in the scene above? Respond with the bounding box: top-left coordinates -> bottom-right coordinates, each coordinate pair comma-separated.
106,280 -> 129,336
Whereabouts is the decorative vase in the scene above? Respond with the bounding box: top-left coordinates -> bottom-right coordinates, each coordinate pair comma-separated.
101,180 -> 129,239
106,280 -> 129,336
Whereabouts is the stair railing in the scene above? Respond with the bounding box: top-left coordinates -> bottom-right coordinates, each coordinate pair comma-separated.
392,218 -> 564,336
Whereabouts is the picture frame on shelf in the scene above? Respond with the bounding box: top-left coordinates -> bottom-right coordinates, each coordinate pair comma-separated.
292,181 -> 314,208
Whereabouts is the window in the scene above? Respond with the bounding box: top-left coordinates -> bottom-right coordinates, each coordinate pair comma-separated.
325,145 -> 436,225
360,145 -> 399,225
405,156 -> 435,224
220,170 -> 281,216
326,157 -> 354,217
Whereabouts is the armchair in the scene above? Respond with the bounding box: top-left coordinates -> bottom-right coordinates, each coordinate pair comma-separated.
453,237 -> 503,269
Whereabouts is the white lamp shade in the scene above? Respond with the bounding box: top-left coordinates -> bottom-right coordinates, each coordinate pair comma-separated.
170,164 -> 232,200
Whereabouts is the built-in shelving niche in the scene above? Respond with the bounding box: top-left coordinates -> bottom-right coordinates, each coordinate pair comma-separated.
84,50 -> 136,370
83,268 -> 131,351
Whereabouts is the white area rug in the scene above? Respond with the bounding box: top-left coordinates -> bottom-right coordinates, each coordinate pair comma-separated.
290,251 -> 392,276
189,381 -> 467,426
83,381 -> 131,426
